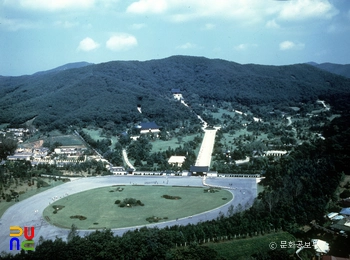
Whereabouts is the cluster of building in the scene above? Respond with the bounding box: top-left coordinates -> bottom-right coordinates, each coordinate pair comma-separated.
6,145 -> 89,167
7,147 -> 49,163
1,127 -> 31,143
327,206 -> 350,234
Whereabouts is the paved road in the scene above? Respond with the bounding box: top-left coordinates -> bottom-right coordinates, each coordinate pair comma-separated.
122,149 -> 134,169
195,129 -> 217,167
0,176 -> 257,254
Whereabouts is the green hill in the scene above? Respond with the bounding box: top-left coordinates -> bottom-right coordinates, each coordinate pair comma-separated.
307,62 -> 350,78
0,56 -> 349,132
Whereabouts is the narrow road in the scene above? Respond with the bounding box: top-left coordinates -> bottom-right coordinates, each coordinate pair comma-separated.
122,149 -> 134,169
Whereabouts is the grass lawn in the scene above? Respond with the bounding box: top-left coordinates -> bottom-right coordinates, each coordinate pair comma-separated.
24,130 -> 84,146
0,123 -> 9,129
83,128 -> 118,150
257,183 -> 265,195
43,186 -> 233,229
48,135 -> 84,146
206,231 -> 295,260
151,134 -> 199,153
211,108 -> 237,121
82,128 -> 104,141
0,179 -> 65,218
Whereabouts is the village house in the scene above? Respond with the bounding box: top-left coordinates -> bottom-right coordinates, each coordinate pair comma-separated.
190,165 -> 209,175
168,156 -> 186,167
171,88 -> 183,101
139,122 -> 160,134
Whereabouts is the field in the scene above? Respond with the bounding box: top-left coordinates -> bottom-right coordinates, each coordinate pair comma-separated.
47,134 -> 84,146
206,231 -> 296,259
151,134 -> 199,153
43,185 -> 233,229
82,128 -> 105,141
82,127 -> 119,149
24,130 -> 84,147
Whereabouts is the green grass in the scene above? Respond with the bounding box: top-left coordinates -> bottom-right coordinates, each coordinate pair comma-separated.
0,179 -> 65,218
83,128 -> 118,150
257,183 -> 265,195
24,130 -> 84,146
43,186 -> 233,229
0,123 -> 9,129
151,134 -> 199,153
211,108 -> 238,120
48,135 -> 84,146
82,128 -> 104,141
206,231 -> 295,260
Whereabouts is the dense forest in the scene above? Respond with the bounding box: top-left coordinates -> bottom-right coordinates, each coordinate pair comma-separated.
1,56 -> 350,133
308,62 -> 350,78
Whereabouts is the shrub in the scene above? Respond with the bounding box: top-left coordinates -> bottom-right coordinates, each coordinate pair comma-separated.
204,188 -> 220,193
118,198 -> 144,207
70,215 -> 87,220
115,200 -> 121,204
146,216 -> 165,223
161,195 -> 181,200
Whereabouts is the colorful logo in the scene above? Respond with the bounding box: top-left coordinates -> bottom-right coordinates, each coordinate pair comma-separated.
9,226 -> 35,251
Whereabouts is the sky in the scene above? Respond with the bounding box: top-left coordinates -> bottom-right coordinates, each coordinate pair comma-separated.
1,0 -> 350,76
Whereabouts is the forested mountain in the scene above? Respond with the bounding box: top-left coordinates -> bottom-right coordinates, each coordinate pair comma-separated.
307,62 -> 350,78
33,62 -> 93,76
1,56 -> 350,132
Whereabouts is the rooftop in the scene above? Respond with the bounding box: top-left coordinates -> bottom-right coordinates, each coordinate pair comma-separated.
139,122 -> 159,130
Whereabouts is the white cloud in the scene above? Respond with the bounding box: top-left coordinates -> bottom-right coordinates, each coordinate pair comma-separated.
3,0 -> 95,11
176,42 -> 196,49
234,43 -> 257,51
54,21 -> 79,28
126,0 -> 267,23
130,23 -> 146,30
234,44 -> 248,51
127,0 -> 168,14
202,23 -> 215,30
106,34 -> 138,51
278,0 -> 338,20
0,17 -> 39,31
125,0 -> 338,24
78,37 -> 100,52
279,41 -> 305,51
266,19 -> 280,29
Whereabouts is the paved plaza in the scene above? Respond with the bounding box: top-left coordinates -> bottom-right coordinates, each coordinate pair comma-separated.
0,175 -> 257,253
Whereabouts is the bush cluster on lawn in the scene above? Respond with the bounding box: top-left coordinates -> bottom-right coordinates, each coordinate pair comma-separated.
117,198 -> 144,207
70,215 -> 87,220
161,194 -> 181,200
146,216 -> 168,223
204,188 -> 220,193
52,205 -> 65,214
110,187 -> 124,192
